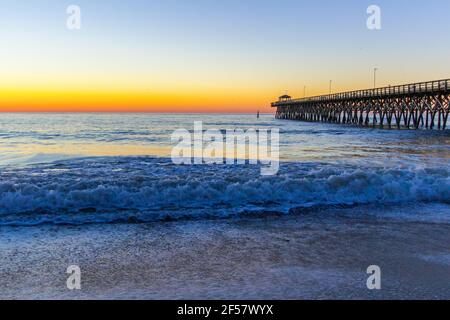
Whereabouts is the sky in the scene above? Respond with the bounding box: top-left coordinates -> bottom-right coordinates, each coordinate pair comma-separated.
0,0 -> 449,113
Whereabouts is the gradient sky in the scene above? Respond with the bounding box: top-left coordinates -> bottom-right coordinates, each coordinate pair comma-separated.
0,0 -> 449,112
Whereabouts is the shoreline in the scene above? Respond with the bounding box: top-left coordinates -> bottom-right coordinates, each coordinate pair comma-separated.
1,205 -> 449,300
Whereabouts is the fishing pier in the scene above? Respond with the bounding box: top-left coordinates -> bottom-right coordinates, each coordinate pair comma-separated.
273,79 -> 450,129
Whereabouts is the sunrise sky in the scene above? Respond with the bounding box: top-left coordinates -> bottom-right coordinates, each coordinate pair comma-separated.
1,0 -> 449,113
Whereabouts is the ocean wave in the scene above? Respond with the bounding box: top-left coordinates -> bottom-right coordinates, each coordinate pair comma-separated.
0,157 -> 449,226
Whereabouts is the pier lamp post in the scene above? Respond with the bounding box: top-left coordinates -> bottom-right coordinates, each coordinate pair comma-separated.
373,68 -> 378,88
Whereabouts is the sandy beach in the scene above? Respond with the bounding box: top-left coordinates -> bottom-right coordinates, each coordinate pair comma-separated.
1,203 -> 449,300
1,0 -> 449,306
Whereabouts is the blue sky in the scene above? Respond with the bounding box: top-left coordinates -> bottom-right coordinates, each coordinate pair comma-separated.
0,0 -> 449,111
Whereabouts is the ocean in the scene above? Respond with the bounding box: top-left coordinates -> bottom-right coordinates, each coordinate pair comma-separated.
1,113 -> 449,299
0,113 -> 448,226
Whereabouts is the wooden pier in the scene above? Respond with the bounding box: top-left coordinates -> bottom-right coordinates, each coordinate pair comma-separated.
273,79 -> 450,129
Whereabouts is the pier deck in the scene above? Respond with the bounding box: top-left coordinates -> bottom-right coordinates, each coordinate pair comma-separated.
272,79 -> 450,129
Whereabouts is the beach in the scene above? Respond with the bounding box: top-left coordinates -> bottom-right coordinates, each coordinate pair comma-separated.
1,203 -> 449,300
1,0 -> 450,304
0,113 -> 449,300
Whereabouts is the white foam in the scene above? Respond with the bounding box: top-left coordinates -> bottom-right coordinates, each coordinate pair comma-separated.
0,157 -> 448,226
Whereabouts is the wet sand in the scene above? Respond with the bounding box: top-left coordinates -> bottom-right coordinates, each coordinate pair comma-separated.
1,205 -> 449,300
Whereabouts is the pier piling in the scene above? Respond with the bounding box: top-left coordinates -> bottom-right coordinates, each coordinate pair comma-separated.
273,79 -> 450,130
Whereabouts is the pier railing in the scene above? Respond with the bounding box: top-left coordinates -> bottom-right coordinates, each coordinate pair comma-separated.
272,79 -> 450,106
272,79 -> 450,129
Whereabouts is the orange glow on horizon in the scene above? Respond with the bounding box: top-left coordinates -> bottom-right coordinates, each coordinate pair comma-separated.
1,78 -> 425,113
0,88 -> 277,113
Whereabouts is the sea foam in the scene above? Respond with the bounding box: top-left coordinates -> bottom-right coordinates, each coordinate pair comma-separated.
0,157 -> 448,226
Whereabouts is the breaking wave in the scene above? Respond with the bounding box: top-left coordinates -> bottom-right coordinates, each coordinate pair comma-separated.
0,157 -> 449,226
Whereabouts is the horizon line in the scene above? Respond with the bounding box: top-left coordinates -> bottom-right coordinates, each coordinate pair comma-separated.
0,111 -> 276,115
